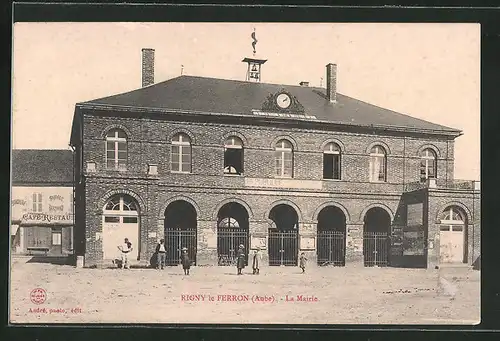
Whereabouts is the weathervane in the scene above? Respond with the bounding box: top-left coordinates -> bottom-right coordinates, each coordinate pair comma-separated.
242,28 -> 267,82
251,28 -> 258,56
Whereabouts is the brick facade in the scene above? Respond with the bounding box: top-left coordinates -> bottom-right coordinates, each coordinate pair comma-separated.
72,111 -> 480,269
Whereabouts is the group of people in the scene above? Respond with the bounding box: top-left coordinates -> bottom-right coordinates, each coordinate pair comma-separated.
118,237 -> 308,274
155,239 -> 191,274
237,244 -> 261,275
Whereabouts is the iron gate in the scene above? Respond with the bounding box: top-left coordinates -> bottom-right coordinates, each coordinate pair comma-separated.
217,228 -> 249,266
268,230 -> 298,266
164,229 -> 197,266
317,231 -> 345,266
363,231 -> 389,267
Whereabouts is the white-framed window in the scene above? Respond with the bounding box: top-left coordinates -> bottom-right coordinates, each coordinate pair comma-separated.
103,195 -> 139,224
440,206 -> 465,232
224,136 -> 244,175
106,129 -> 128,170
275,139 -> 294,178
32,193 -> 43,212
51,228 -> 62,246
420,148 -> 437,182
369,145 -> 387,182
441,206 -> 464,223
218,217 -> 240,228
171,133 -> 191,173
323,142 -> 341,180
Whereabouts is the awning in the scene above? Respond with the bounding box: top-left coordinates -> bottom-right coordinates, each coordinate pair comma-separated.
11,224 -> 19,236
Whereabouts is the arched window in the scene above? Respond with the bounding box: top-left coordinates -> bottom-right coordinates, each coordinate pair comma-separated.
106,129 -> 127,170
218,217 -> 240,228
275,139 -> 293,178
440,206 -> 466,236
171,133 -> 191,173
441,206 -> 465,223
420,148 -> 437,182
103,194 -> 138,224
369,145 -> 387,182
224,136 -> 244,175
323,142 -> 341,180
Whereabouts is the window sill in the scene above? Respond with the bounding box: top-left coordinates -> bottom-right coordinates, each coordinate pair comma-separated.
223,173 -> 243,177
369,180 -> 388,183
274,176 -> 293,179
323,178 -> 342,182
104,168 -> 128,172
170,171 -> 192,174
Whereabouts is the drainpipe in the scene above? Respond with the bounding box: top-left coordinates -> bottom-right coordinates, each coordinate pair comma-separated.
472,182 -> 475,264
403,136 -> 406,191
69,144 -> 76,261
446,140 -> 449,186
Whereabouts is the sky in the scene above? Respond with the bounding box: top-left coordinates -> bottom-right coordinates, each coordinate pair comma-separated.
12,23 -> 480,180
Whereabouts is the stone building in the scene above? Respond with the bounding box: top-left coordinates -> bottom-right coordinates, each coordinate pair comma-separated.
11,149 -> 74,256
70,48 -> 480,268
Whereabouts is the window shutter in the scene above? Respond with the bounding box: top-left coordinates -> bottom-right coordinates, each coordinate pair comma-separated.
38,193 -> 43,212
333,154 -> 341,179
323,154 -> 333,179
238,149 -> 244,173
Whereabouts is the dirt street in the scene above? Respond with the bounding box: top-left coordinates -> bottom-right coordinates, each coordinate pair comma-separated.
9,258 -> 480,324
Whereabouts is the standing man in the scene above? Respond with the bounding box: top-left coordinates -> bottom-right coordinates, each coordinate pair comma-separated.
252,247 -> 262,275
156,239 -> 166,270
181,247 -> 191,275
117,238 -> 133,269
236,244 -> 246,275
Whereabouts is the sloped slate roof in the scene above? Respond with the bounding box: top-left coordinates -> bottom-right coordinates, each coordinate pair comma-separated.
12,149 -> 73,185
80,75 -> 459,134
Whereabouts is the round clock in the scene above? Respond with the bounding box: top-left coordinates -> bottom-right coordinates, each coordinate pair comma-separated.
276,93 -> 291,109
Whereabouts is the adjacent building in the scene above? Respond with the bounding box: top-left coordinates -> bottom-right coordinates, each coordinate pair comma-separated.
70,48 -> 480,268
11,150 -> 74,256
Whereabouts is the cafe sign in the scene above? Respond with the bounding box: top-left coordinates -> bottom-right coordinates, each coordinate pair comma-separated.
21,212 -> 73,225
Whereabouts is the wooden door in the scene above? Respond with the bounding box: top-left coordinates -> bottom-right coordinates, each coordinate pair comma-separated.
102,216 -> 139,261
440,225 -> 464,263
50,228 -> 63,255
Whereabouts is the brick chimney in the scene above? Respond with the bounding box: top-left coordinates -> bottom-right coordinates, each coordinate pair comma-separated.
141,48 -> 155,87
326,63 -> 337,103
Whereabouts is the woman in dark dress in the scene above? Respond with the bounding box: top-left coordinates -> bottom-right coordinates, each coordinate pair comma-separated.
236,244 -> 246,275
181,247 -> 191,275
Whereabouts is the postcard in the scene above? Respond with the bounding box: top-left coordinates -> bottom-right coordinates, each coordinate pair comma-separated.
10,22 -> 480,325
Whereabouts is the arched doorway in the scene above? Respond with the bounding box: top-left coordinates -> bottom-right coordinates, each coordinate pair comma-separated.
216,202 -> 250,266
164,200 -> 197,266
439,206 -> 467,263
363,207 -> 391,267
102,194 -> 140,261
317,206 -> 346,266
268,204 -> 299,266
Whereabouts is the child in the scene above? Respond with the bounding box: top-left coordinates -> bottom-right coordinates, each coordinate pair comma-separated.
252,248 -> 261,275
181,247 -> 191,275
299,252 -> 307,274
